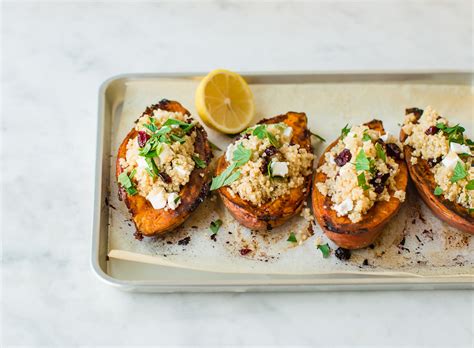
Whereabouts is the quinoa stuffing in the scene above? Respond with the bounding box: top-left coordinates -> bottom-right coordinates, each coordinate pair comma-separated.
119,107 -> 202,211
316,122 -> 405,223
402,106 -> 473,212
212,122 -> 314,206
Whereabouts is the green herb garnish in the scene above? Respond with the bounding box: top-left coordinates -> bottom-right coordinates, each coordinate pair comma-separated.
317,243 -> 331,258
355,149 -> 371,172
341,124 -> 351,138
118,169 -> 138,196
170,133 -> 186,144
209,219 -> 223,234
145,157 -> 160,178
357,172 -> 370,190
252,125 -> 281,148
174,196 -> 181,204
232,144 -> 252,167
162,118 -> 195,133
375,142 -> 386,162
287,232 -> 297,243
210,163 -> 241,190
362,132 -> 372,142
311,131 -> 326,142
450,161 -> 468,183
437,123 -> 466,145
192,155 -> 207,168
434,187 -> 443,196
466,180 -> 474,190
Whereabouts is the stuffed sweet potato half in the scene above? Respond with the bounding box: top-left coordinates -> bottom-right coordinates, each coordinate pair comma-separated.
400,107 -> 473,234
312,120 -> 408,249
116,99 -> 212,238
213,112 -> 314,230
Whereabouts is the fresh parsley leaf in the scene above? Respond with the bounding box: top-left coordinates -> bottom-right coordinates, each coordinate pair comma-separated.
211,163 -> 238,190
252,125 -> 266,139
208,141 -> 221,151
434,187 -> 443,196
170,134 -> 185,144
162,118 -> 188,127
145,157 -> 159,177
287,232 -> 297,243
192,155 -> 206,168
437,123 -> 466,145
155,126 -> 172,136
143,121 -> 157,133
267,160 -> 273,178
174,196 -> 181,204
375,142 -> 386,162
222,170 -> 241,187
118,171 -> 138,196
129,168 -> 137,179
233,144 -> 252,167
357,172 -> 370,190
355,149 -> 371,172
466,180 -> 474,190
209,219 -> 223,234
450,161 -> 467,183
362,132 -> 372,142
317,243 -> 331,258
341,124 -> 351,138
435,122 -> 446,130
310,131 -> 326,142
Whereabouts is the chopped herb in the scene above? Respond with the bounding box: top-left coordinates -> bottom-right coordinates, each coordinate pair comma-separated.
208,141 -> 221,151
118,171 -> 138,196
192,155 -> 206,168
310,131 -> 326,142
211,163 -> 240,190
355,149 -> 371,172
143,122 -> 157,133
252,125 -> 281,148
145,157 -> 159,177
437,123 -> 466,145
375,142 -> 386,162
222,170 -> 241,187
170,133 -> 185,144
450,161 -> 467,183
362,132 -> 372,142
174,196 -> 181,204
162,118 -> 195,133
357,172 -> 370,190
317,243 -> 331,258
434,187 -> 443,196
341,124 -> 351,138
209,219 -> 222,234
287,232 -> 297,243
155,125 -> 172,136
267,160 -> 273,178
233,144 -> 252,167
466,180 -> 474,190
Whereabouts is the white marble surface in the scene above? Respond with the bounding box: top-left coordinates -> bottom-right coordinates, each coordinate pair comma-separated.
2,1 -> 473,347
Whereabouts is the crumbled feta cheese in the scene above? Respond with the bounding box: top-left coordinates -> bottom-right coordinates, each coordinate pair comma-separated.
450,142 -> 471,154
442,151 -> 460,169
271,161 -> 289,177
225,143 -> 236,162
334,198 -> 353,216
283,126 -> 293,139
136,156 -> 148,169
147,189 -> 167,209
159,144 -> 174,164
174,165 -> 188,177
167,192 -> 180,210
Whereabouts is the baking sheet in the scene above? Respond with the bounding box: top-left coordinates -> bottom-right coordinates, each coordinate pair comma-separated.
107,77 -> 473,277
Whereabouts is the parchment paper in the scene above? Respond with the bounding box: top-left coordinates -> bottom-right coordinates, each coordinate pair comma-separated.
108,78 -> 473,277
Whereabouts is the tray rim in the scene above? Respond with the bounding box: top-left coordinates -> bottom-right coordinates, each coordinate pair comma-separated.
91,70 -> 474,292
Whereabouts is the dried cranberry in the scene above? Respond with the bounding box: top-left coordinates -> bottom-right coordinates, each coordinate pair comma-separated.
137,131 -> 150,147
425,126 -> 439,135
263,146 -> 278,157
158,172 -> 172,184
427,156 -> 443,167
386,143 -> 402,160
335,247 -> 351,261
370,172 -> 390,194
335,149 -> 352,167
260,146 -> 278,174
240,248 -> 252,256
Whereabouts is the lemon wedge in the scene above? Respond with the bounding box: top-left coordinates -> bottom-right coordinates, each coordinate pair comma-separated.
195,69 -> 255,134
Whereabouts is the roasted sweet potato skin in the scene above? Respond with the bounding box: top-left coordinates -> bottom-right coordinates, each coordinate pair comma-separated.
312,120 -> 408,249
400,109 -> 474,234
116,99 -> 212,237
215,112 -> 313,230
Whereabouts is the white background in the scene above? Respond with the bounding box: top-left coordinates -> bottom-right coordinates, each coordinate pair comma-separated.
1,1 -> 473,347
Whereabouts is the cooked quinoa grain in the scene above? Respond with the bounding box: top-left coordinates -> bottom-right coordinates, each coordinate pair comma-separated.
316,123 -> 405,223
403,106 -> 473,211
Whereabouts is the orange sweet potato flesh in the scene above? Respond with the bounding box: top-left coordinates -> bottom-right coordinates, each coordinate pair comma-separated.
116,99 -> 212,238
312,120 -> 408,249
400,109 -> 473,234
215,112 -> 313,230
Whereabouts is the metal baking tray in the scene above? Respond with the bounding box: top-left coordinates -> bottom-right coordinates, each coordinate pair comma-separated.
92,71 -> 473,292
